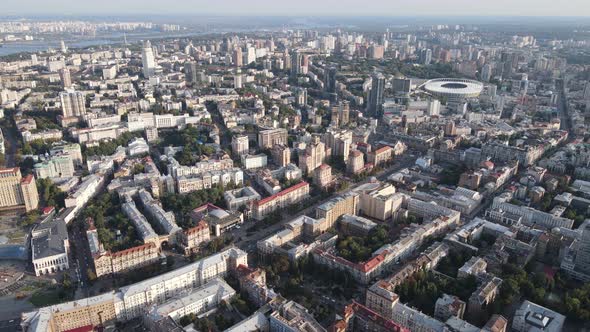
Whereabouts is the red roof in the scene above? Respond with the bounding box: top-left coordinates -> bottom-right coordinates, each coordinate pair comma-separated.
374,146 -> 392,155
110,242 -> 156,258
0,167 -> 19,174
256,181 -> 309,206
42,206 -> 55,215
21,174 -> 34,184
63,325 -> 94,332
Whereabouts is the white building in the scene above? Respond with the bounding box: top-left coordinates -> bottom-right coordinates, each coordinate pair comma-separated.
127,137 -> 150,156
31,217 -> 70,276
512,300 -> 565,332
241,154 -> 268,170
145,278 -> 235,328
114,247 -> 247,320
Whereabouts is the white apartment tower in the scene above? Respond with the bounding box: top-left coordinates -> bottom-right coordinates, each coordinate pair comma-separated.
142,40 -> 156,78
60,91 -> 86,118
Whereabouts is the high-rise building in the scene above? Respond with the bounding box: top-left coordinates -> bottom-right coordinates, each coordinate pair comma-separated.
325,66 -> 338,94
271,144 -> 291,167
368,45 -> 385,59
233,47 -> 243,67
59,68 -> 72,89
141,40 -> 156,78
0,168 -> 39,212
234,70 -> 243,89
60,91 -> 86,118
481,64 -> 492,82
420,48 -> 433,65
392,77 -> 411,96
367,73 -> 386,118
296,88 -> 308,107
246,47 -> 256,65
291,50 -> 303,76
184,61 -> 198,85
584,82 -> 590,101
60,40 -> 67,53
299,136 -> 326,174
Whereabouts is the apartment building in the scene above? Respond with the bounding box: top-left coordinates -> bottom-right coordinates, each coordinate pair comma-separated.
177,220 -> 211,255
258,128 -> 288,149
315,192 -> 360,228
144,278 -> 235,331
22,248 -> 248,332
252,181 -> 309,220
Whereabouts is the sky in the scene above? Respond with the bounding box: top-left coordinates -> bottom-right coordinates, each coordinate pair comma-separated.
3,0 -> 590,17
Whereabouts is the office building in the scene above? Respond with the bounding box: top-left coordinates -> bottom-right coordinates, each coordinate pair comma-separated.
325,66 -> 338,93
512,300 -> 565,332
33,154 -> 75,179
367,73 -> 385,118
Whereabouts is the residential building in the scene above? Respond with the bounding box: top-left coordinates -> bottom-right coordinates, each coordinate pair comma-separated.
192,203 -> 242,237
144,278 -> 235,331
241,154 -> 268,170
224,186 -> 262,212
435,294 -> 466,321
299,135 -> 326,174
231,135 -> 249,156
178,220 -> 211,255
258,128 -> 288,149
271,144 -> 290,167
315,192 -> 360,228
313,163 -> 333,188
60,90 -> 86,118
252,181 -> 310,220
270,299 -> 326,332
21,248 -> 248,331
348,150 -> 365,175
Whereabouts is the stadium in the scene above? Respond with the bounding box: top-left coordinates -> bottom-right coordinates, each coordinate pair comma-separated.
422,78 -> 484,100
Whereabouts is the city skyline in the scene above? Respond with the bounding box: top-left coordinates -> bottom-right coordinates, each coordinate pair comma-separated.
3,0 -> 590,17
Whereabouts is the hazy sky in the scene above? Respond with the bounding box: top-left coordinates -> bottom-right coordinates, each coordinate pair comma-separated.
4,0 -> 590,17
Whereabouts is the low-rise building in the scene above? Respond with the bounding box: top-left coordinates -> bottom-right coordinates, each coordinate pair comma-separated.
177,220 -> 211,255
434,294 -> 466,321
224,186 -> 261,212
512,300 -> 565,332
